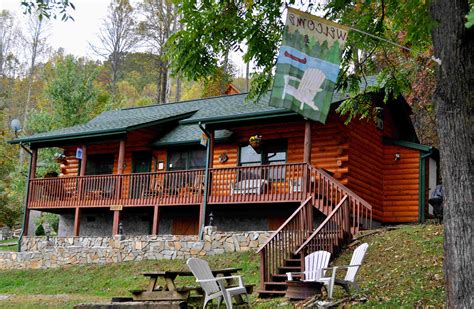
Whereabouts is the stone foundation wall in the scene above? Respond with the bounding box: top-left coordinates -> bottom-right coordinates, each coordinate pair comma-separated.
0,227 -> 270,270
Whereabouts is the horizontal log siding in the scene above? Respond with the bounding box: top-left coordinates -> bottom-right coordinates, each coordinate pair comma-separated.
213,115 -> 350,184
346,119 -> 384,221
383,145 -> 420,222
310,113 -> 350,184
61,148 -> 80,177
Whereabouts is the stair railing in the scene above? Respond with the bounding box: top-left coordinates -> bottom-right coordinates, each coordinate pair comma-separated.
295,195 -> 351,259
309,166 -> 372,233
256,196 -> 313,289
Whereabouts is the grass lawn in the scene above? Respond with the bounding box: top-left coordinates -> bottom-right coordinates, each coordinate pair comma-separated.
0,224 -> 445,308
0,238 -> 17,252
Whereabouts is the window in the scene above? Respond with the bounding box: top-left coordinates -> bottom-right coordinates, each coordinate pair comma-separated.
168,148 -> 206,171
238,140 -> 287,181
85,154 -> 114,175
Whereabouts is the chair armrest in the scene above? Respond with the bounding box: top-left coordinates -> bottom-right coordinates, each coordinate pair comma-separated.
197,275 -> 244,286
286,75 -> 300,82
322,264 -> 361,272
321,264 -> 361,299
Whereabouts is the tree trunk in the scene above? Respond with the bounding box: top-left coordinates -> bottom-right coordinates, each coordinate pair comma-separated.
156,58 -> 162,103
221,49 -> 229,95
430,1 -> 474,307
21,18 -> 43,165
175,76 -> 181,102
161,65 -> 168,103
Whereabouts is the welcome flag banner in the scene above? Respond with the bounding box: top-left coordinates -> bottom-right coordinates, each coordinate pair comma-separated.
270,8 -> 349,123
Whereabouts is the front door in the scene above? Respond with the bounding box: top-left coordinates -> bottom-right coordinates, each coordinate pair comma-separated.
130,152 -> 152,198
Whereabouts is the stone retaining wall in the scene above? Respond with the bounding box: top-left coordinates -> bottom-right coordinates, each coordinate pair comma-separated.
0,227 -> 270,270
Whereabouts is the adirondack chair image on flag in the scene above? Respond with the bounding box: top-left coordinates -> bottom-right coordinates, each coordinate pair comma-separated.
286,250 -> 331,282
187,258 -> 251,309
321,243 -> 369,299
282,68 -> 326,111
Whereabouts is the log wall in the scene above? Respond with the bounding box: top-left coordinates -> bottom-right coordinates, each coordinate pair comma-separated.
345,107 -> 422,223
346,118 -> 385,221
54,107 -> 423,224
383,145 -> 420,222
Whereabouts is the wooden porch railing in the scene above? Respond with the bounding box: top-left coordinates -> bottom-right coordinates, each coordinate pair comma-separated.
27,163 -> 310,209
208,163 -> 307,204
256,196 -> 313,289
28,169 -> 206,208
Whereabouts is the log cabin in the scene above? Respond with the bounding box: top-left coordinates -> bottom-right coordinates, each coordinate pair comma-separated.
10,86 -> 438,295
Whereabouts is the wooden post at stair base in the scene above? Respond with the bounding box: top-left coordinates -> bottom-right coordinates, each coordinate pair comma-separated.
23,148 -> 38,237
112,210 -> 120,235
73,207 -> 81,236
198,202 -> 205,235
152,205 -> 159,235
303,120 -> 312,164
303,120 -> 312,197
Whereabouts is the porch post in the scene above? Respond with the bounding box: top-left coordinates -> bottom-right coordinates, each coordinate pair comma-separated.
23,147 -> 38,237
112,210 -> 120,235
79,144 -> 87,176
73,207 -> 81,236
111,140 -> 126,236
152,204 -> 159,235
209,130 -> 215,168
303,119 -> 312,164
116,140 -> 126,200
30,148 -> 38,179
117,140 -> 125,174
198,125 -> 214,239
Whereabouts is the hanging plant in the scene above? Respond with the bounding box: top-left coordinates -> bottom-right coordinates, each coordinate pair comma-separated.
249,134 -> 263,150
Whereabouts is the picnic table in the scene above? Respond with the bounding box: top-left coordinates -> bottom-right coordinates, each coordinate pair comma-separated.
131,268 -> 246,302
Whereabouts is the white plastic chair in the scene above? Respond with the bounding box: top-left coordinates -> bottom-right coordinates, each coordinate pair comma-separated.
282,68 -> 326,111
321,243 -> 369,299
286,250 -> 331,282
187,258 -> 251,309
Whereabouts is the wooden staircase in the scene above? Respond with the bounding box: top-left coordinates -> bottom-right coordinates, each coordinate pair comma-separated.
257,166 -> 372,297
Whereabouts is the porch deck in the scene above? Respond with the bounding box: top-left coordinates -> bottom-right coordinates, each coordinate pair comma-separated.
28,163 -> 310,209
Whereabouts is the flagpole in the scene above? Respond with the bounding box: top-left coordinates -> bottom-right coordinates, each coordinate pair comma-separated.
348,26 -> 442,65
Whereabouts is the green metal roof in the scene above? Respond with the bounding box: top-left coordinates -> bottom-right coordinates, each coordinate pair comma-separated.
383,138 -> 434,152
9,106 -> 199,144
152,125 -> 233,146
10,77 -> 376,145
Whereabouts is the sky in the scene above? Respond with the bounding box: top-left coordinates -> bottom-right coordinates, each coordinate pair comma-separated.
1,0 -> 249,76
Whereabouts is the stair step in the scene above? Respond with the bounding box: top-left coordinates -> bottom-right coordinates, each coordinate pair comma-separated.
272,273 -> 302,278
265,281 -> 288,286
284,258 -> 301,266
278,266 -> 301,272
257,290 -> 287,298
264,281 -> 288,291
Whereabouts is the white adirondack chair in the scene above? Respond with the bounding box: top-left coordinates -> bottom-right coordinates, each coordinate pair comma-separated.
286,250 -> 331,282
187,258 -> 251,309
321,243 -> 369,299
282,68 -> 326,111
